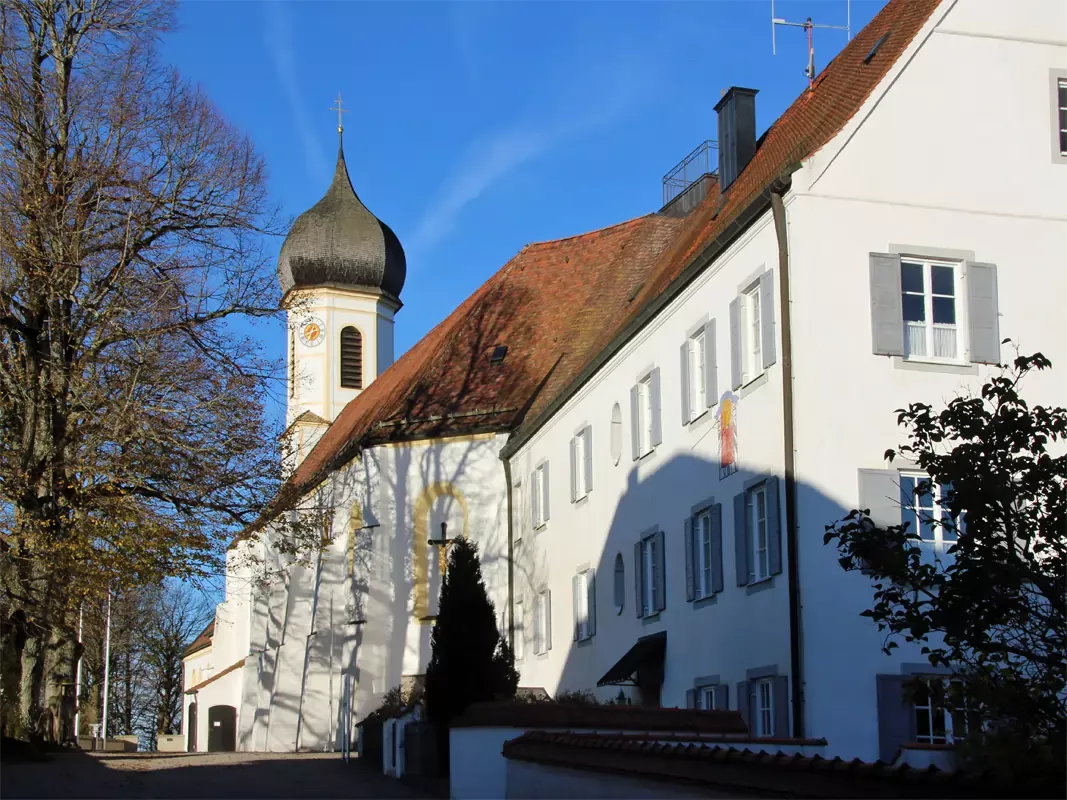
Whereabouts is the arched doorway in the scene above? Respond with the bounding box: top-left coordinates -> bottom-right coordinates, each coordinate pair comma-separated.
207,705 -> 237,752
187,702 -> 197,752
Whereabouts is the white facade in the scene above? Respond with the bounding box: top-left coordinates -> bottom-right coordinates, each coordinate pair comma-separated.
204,0 -> 1066,765
235,431 -> 509,752
508,0 -> 1066,763
286,286 -> 399,427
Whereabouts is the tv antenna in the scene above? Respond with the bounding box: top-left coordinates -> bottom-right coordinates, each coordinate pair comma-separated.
772,0 -> 851,89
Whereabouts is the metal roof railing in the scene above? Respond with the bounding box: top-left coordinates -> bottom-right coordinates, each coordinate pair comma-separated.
662,140 -> 718,207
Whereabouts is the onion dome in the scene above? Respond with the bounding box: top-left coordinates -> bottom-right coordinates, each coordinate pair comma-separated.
278,139 -> 406,300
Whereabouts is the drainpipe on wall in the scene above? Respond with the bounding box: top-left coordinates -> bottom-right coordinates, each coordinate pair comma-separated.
770,171 -> 804,739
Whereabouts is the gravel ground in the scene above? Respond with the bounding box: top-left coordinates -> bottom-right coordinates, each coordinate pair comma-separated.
1,750 -> 444,799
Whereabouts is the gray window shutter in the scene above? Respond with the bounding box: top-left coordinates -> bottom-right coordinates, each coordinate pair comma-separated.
685,688 -> 696,710
650,367 -> 662,447
586,570 -> 596,637
630,385 -> 640,461
734,492 -> 749,586
569,439 -> 578,503
572,575 -> 581,641
583,427 -> 593,493
858,469 -> 901,529
766,476 -> 782,576
966,262 -> 1000,364
773,675 -> 789,736
760,269 -> 776,369
870,253 -> 904,356
542,461 -> 550,521
737,681 -> 750,729
706,319 -> 718,408
680,342 -> 691,425
530,472 -> 537,529
729,297 -> 742,389
533,597 -> 542,654
714,684 -> 729,711
684,517 -> 695,602
710,503 -> 724,594
545,590 -> 552,651
653,530 -> 666,612
876,674 -> 914,764
634,541 -> 643,618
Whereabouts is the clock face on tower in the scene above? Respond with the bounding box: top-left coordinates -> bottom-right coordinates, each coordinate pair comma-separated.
298,316 -> 325,347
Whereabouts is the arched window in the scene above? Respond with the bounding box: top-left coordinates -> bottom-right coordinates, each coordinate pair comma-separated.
613,552 -> 625,614
340,326 -> 363,389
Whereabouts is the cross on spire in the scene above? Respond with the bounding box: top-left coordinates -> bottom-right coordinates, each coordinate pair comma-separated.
330,92 -> 347,135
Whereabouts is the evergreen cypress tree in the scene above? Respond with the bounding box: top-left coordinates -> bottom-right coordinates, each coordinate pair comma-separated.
425,537 -> 517,772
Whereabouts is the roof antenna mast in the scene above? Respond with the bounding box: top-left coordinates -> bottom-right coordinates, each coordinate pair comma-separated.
771,0 -> 851,90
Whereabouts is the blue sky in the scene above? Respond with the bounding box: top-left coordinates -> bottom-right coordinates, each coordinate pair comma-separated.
162,0 -> 882,425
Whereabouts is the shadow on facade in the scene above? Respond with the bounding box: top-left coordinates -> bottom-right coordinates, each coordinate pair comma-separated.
534,450 -> 851,728
239,280 -> 535,752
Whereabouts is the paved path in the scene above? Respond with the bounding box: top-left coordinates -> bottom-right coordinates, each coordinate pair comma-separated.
1,751 -> 444,799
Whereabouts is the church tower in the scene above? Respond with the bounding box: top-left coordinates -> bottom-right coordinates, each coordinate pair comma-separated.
278,104 -> 406,465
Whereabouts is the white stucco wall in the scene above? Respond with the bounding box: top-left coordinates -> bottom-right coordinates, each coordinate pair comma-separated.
237,431 -> 510,752
213,0 -> 1066,765
511,209 -> 792,713
506,0 -> 1066,764
504,759 -> 716,800
286,287 -> 398,424
785,0 -> 1067,761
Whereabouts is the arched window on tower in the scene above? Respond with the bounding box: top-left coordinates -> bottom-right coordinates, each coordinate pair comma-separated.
340,326 -> 363,389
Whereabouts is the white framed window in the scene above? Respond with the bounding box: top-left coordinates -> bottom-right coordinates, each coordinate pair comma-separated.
610,403 -> 623,465
573,569 -> 594,641
749,485 -> 769,583
900,473 -> 958,546
513,598 -> 524,661
512,483 -> 523,544
533,589 -> 551,655
742,282 -> 762,383
700,685 -> 718,710
1059,78 -> 1067,155
630,369 -> 661,460
900,258 -> 962,362
637,377 -> 653,456
688,329 -> 707,419
640,536 -> 655,617
635,530 -> 664,618
751,678 -> 774,737
696,509 -> 714,598
531,462 -> 549,529
914,678 -> 970,744
570,426 -> 592,502
1053,72 -> 1067,162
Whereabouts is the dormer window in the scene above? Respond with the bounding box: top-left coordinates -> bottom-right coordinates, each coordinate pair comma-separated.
340,326 -> 363,389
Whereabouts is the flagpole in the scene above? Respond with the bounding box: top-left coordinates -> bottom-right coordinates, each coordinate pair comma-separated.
74,603 -> 84,744
101,588 -> 112,748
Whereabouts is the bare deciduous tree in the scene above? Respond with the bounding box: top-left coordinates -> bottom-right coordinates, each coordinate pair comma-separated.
0,0 -> 295,740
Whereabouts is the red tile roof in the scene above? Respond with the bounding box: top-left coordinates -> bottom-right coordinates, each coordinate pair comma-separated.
182,619 -> 214,658
501,731 -> 1031,799
249,0 -> 941,528
284,213 -> 684,493
507,0 -> 942,449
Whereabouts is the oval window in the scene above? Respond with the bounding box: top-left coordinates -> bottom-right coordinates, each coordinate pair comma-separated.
613,553 -> 625,614
610,403 -> 623,466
